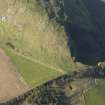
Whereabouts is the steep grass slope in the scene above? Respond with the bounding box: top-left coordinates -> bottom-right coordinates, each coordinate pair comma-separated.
0,0 -> 85,87
85,84 -> 105,105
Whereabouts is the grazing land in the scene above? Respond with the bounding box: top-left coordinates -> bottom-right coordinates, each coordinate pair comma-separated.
85,84 -> 105,105
5,48 -> 64,87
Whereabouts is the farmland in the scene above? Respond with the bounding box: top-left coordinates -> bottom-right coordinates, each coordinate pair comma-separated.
5,48 -> 64,87
85,84 -> 105,105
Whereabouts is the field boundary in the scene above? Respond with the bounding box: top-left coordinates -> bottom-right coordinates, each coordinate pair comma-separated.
10,49 -> 66,74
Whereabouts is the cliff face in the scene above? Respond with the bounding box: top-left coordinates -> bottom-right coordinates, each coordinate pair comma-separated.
41,0 -> 105,65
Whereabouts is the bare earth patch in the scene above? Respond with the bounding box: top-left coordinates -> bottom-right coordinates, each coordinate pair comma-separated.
0,49 -> 29,102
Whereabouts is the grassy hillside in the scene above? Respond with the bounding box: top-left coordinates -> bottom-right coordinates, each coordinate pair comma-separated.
85,84 -> 105,105
0,0 -> 75,70
0,0 -> 85,87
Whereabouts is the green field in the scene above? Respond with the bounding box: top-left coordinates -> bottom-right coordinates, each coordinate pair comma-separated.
4,49 -> 63,87
85,85 -> 105,105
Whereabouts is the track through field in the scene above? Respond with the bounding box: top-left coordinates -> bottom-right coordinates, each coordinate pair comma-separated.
11,50 -> 66,74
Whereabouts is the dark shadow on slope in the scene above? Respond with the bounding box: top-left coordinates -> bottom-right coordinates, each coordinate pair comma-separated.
40,0 -> 105,65
83,0 -> 105,33
64,0 -> 105,65
64,23 -> 102,65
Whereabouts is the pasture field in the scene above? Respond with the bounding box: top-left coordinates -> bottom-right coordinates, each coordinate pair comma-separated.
85,84 -> 105,105
5,48 -> 63,87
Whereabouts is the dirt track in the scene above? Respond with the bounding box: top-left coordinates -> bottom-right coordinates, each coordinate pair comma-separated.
0,49 -> 29,102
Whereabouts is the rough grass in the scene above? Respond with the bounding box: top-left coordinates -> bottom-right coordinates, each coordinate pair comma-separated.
0,0 -> 85,87
85,85 -> 105,105
0,0 -> 84,71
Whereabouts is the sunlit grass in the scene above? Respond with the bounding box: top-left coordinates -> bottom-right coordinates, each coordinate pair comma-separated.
85,85 -> 105,105
4,49 -> 62,87
0,0 -> 85,87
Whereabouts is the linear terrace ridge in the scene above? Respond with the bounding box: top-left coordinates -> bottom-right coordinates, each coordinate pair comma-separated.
10,49 -> 66,74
